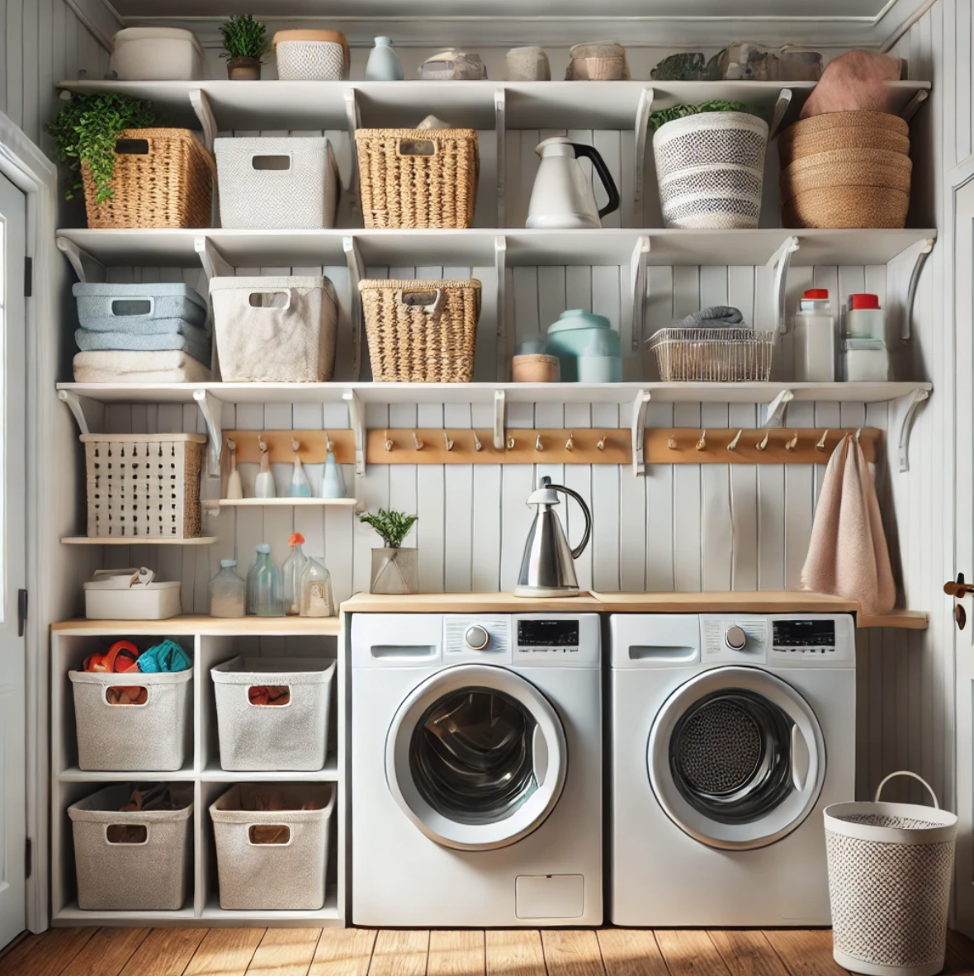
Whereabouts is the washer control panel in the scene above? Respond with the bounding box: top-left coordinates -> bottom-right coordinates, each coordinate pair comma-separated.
514,614 -> 601,666
768,614 -> 855,664
701,616 -> 768,661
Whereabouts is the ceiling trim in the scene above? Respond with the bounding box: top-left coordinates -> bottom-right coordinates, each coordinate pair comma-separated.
65,0 -> 124,50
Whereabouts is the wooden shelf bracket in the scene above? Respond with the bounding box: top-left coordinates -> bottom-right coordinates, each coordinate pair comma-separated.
763,388 -> 795,428
633,88 -> 654,225
343,388 -> 366,477
495,89 -> 506,228
56,236 -> 104,284
891,386 -> 930,473
193,388 -> 224,471
891,236 -> 935,343
343,235 -> 364,380
57,389 -> 103,436
631,388 -> 651,476
769,234 -> 800,335
630,234 -> 651,352
495,235 -> 508,380
188,89 -> 217,153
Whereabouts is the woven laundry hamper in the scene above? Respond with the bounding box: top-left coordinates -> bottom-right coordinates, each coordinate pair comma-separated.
82,432 -> 206,539
825,771 -> 957,977
273,29 -> 349,80
359,279 -> 481,382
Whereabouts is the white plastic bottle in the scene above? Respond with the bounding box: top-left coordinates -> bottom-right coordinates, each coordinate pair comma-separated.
792,288 -> 836,382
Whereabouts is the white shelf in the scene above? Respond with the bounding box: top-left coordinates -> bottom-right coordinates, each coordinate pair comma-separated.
216,497 -> 357,507
52,614 -> 343,636
200,890 -> 340,923
53,902 -> 197,925
201,758 -> 339,782
60,535 -> 218,545
59,765 -> 197,782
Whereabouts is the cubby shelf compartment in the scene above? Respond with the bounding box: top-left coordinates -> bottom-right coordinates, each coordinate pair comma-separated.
201,759 -> 339,782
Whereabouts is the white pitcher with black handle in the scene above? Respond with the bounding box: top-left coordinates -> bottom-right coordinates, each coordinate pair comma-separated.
526,137 -> 621,229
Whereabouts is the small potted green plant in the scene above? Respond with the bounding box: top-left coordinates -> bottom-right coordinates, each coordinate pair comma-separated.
359,508 -> 419,595
221,14 -> 267,80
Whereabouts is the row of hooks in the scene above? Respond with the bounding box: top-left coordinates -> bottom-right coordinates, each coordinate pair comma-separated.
381,430 -> 614,453
229,433 -> 340,457
684,428 -> 863,452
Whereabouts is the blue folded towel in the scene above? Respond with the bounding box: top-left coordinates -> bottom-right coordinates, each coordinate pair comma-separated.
137,639 -> 192,673
75,325 -> 211,366
680,306 -> 746,328
81,316 -> 207,336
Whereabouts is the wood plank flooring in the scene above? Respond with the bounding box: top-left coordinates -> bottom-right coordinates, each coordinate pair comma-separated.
2,927 -> 974,977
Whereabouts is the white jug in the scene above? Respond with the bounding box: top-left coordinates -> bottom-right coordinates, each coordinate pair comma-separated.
526,137 -> 620,229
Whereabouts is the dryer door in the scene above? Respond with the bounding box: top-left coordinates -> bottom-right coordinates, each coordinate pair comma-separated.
648,666 -> 826,850
386,663 -> 568,851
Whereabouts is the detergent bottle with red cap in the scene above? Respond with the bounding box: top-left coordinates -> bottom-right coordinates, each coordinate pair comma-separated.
793,287 -> 836,381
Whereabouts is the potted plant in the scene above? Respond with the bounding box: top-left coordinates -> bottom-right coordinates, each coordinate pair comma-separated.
649,100 -> 769,230
221,14 -> 267,80
359,508 -> 419,595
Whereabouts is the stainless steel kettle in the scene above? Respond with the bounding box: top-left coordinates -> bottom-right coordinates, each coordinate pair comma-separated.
514,476 -> 592,598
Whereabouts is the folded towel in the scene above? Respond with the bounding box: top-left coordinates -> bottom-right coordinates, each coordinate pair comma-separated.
680,306 -> 746,328
73,350 -> 212,384
76,324 -> 211,365
137,639 -> 192,673
801,434 -> 896,615
80,316 -> 209,337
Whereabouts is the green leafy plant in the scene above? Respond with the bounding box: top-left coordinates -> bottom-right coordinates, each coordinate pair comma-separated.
45,92 -> 164,203
648,100 -> 751,131
359,508 -> 418,549
220,14 -> 268,62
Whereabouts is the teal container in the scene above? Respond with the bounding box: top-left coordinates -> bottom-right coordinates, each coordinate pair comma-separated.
544,309 -> 622,382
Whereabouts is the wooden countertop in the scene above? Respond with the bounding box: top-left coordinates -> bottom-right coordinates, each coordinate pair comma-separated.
51,615 -> 342,636
339,592 -> 605,614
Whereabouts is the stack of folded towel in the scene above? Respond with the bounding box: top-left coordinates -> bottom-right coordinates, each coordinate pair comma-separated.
72,282 -> 212,383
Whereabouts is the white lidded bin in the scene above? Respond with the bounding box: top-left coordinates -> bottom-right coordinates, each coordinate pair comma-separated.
211,657 -> 335,771
69,783 -> 193,911
84,568 -> 182,621
215,137 -> 340,230
110,28 -> 204,81
210,276 -> 338,382
825,771 -> 958,977
70,666 -> 192,771
210,783 -> 336,910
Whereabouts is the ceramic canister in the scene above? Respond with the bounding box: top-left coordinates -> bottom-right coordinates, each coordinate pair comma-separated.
544,309 -> 622,382
506,46 -> 551,81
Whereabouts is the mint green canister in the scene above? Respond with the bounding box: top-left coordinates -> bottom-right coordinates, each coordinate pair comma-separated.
544,309 -> 622,382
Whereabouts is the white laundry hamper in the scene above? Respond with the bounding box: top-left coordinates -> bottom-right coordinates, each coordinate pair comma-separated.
825,771 -> 957,977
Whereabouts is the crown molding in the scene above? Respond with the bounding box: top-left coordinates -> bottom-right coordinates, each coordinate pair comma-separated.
64,0 -> 124,50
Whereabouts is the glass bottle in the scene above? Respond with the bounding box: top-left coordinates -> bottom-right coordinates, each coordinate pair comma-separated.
209,559 -> 246,618
250,543 -> 284,617
290,440 -> 312,497
300,557 -> 335,617
281,533 -> 309,616
320,436 -> 347,499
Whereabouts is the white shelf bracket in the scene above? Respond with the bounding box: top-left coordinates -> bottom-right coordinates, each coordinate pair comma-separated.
901,89 -> 928,123
493,390 -> 507,451
630,234 -> 651,352
892,387 -> 930,473
344,88 -> 362,214
763,388 -> 795,428
891,236 -> 935,343
195,235 -> 234,283
630,389 -> 651,477
343,236 -> 364,381
188,89 -> 218,154
494,89 -> 506,228
768,235 -> 800,336
343,388 -> 366,477
57,389 -> 103,436
495,235 -> 508,381
193,389 -> 224,472
56,236 -> 105,284
633,88 -> 654,226
769,88 -> 793,141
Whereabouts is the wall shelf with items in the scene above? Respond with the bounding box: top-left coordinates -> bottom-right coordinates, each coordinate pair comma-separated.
60,536 -> 218,546
216,498 -> 357,508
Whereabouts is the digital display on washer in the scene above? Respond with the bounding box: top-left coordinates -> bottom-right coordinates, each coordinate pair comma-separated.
518,620 -> 579,646
773,619 -> 835,647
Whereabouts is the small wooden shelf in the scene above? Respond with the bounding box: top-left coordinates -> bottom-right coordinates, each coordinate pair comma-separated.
216,497 -> 357,507
60,536 -> 218,546
52,614 -> 343,636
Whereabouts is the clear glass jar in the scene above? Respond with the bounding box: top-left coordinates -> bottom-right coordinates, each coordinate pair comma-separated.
249,544 -> 284,617
281,533 -> 309,615
300,557 -> 335,617
209,560 -> 246,618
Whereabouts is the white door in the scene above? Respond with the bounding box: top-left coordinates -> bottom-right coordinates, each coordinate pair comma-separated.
0,173 -> 27,948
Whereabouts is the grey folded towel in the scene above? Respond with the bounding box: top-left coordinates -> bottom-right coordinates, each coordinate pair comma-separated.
75,324 -> 211,366
680,306 -> 745,328
80,316 -> 208,336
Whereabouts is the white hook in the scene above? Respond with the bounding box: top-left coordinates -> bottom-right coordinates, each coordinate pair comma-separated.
258,434 -> 268,453
473,430 -> 483,452
786,432 -> 799,451
227,437 -> 237,453
412,431 -> 424,451
384,437 -> 394,452
855,427 -> 862,444
756,431 -> 769,451
695,430 -> 707,451
816,429 -> 829,451
565,431 -> 574,452
727,429 -> 743,451
667,436 -> 678,450
443,430 -> 454,451
535,433 -> 544,452
291,437 -> 301,454
324,429 -> 334,452
597,434 -> 608,451
507,436 -> 516,450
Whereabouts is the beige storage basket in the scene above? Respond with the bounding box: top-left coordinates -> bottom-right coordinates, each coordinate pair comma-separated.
82,128 -> 215,229
782,185 -> 910,229
778,110 -> 909,166
82,433 -> 206,539
355,128 -> 479,228
825,771 -> 957,977
781,148 -> 913,200
359,279 -> 481,382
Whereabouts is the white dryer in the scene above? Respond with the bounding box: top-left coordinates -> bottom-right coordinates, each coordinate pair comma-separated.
352,612 -> 602,927
610,613 -> 855,926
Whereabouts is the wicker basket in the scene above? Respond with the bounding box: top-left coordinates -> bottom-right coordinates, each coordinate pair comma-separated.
648,326 -> 774,382
82,433 -> 206,539
355,129 -> 479,229
82,128 -> 215,229
778,110 -> 909,166
359,279 -> 481,382
783,186 -> 910,229
781,148 -> 913,199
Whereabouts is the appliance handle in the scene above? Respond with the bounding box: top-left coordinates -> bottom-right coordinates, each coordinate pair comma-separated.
532,723 -> 548,787
790,722 -> 809,792
549,483 -> 592,559
572,144 -> 621,220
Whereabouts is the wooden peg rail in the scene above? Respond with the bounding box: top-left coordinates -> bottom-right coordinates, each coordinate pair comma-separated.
649,428 -> 881,464
223,430 -> 356,465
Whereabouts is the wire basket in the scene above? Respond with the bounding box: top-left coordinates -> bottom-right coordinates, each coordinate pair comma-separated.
648,326 -> 775,382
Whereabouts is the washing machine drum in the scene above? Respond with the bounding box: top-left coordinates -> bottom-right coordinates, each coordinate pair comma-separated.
649,666 -> 826,850
386,663 -> 568,851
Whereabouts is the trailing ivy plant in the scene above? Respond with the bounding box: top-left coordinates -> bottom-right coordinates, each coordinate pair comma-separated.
648,100 -> 751,132
359,508 -> 418,549
45,92 -> 164,203
220,14 -> 268,62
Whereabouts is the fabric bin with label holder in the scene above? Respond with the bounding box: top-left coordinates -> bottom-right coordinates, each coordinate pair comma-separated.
210,276 -> 338,382
210,783 -> 336,910
70,665 -> 193,771
73,282 -> 207,332
215,137 -> 340,230
69,783 -> 194,911
211,657 -> 336,771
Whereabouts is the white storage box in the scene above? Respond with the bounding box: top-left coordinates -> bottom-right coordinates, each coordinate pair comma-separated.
73,282 -> 207,331
211,657 -> 335,770
210,783 -> 335,910
215,137 -> 340,230
273,30 -> 349,80
70,666 -> 193,771
210,276 -> 338,382
69,784 -> 193,911
84,568 -> 182,621
110,28 -> 204,81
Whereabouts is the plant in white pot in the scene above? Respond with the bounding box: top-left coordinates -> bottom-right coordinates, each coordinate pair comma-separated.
359,508 -> 419,595
650,100 -> 769,229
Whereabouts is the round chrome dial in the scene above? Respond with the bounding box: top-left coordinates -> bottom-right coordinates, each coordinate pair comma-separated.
724,625 -> 747,651
465,625 -> 490,650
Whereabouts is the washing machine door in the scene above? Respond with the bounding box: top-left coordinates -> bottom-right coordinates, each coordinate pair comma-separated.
648,666 -> 826,850
385,663 -> 568,851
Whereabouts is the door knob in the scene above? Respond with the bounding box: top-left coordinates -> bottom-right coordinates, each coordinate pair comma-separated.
945,572 -> 974,598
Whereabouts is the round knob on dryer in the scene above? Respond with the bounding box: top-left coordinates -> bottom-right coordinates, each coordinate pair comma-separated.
725,625 -> 747,651
465,626 -> 490,651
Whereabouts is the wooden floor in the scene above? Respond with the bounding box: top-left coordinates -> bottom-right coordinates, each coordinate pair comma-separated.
2,927 -> 974,977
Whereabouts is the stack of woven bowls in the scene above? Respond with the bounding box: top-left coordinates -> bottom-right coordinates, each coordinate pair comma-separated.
779,111 -> 911,227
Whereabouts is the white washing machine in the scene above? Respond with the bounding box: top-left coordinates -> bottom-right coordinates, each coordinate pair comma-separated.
352,612 -> 602,927
610,613 -> 855,926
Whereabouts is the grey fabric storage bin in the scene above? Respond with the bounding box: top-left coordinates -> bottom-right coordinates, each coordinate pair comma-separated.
73,282 -> 207,331
69,668 -> 193,771
211,658 -> 335,771
69,783 -> 193,911
210,276 -> 338,382
210,783 -> 335,910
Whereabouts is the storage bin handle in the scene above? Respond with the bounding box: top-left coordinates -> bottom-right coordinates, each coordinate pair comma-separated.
396,288 -> 444,318
109,297 -> 154,317
247,824 -> 292,846
105,823 -> 149,845
396,138 -> 439,158
250,153 -> 292,171
874,770 -> 939,808
248,289 -> 292,312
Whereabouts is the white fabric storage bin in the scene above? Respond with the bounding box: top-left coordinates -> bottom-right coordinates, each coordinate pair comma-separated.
110,28 -> 204,81
73,282 -> 207,331
211,657 -> 335,771
210,783 -> 335,910
69,667 -> 193,771
69,784 -> 193,911
215,137 -> 339,230
210,276 -> 338,382
84,579 -> 182,621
